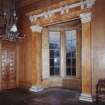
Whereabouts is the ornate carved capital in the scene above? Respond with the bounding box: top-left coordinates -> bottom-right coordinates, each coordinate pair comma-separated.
30,25 -> 43,33
81,0 -> 96,9
86,0 -> 96,8
80,12 -> 92,23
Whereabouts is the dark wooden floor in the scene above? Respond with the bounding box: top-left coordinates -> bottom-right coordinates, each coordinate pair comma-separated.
0,88 -> 104,105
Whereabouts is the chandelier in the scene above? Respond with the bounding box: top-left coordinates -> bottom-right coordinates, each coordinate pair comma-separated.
0,0 -> 22,41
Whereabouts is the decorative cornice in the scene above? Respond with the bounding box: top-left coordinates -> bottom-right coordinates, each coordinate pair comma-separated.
29,2 -> 81,23
30,25 -> 43,33
80,12 -> 92,23
28,0 -> 96,24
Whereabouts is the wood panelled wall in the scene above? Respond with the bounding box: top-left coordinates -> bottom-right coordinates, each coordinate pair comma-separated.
92,0 -> 105,95
18,16 -> 33,87
0,41 -> 18,90
17,0 -> 105,95
17,12 -> 42,87
16,0 -> 68,88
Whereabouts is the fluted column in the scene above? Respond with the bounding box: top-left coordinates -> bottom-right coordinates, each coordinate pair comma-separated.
79,12 -> 93,102
29,25 -> 43,92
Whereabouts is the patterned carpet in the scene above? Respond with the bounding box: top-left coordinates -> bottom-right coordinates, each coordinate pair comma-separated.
0,88 -> 104,105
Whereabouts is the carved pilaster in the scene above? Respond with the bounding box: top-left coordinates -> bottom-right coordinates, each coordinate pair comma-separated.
79,12 -> 93,102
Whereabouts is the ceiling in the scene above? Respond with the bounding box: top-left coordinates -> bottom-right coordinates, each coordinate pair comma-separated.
16,0 -> 80,9
16,0 -> 41,7
16,0 -> 41,2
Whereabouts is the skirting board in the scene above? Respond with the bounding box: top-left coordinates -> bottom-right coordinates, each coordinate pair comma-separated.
29,86 -> 44,92
79,93 -> 93,102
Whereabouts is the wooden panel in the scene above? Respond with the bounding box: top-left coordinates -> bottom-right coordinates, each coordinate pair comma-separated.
17,14 -> 42,87
81,22 -> 92,94
1,41 -> 17,90
63,78 -> 81,90
92,0 -> 105,95
76,29 -> 81,79
18,15 -> 33,88
31,32 -> 42,86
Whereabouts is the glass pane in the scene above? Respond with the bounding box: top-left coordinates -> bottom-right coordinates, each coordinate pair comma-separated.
49,32 -> 60,49
50,50 -> 54,58
71,31 -> 76,40
50,59 -> 54,67
49,31 -> 60,76
66,30 -> 76,76
66,59 -> 71,67
67,68 -> 71,75
71,39 -> 76,47
66,30 -> 76,41
72,58 -> 76,67
54,57 -> 60,67
72,51 -> 76,58
50,67 -> 54,75
54,67 -> 59,75
49,43 -> 59,49
72,68 -> 76,76
66,41 -> 71,49
66,51 -> 71,58
54,50 -> 60,57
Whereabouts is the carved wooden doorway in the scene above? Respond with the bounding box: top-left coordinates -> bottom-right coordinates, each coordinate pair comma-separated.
1,42 -> 16,90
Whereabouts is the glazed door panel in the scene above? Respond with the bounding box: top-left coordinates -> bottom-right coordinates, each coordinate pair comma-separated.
1,49 -> 16,89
